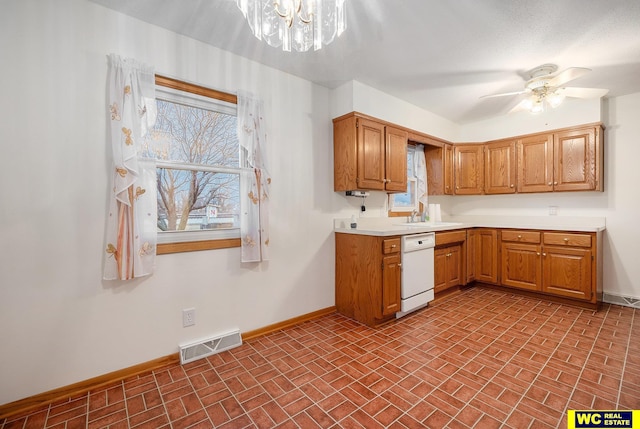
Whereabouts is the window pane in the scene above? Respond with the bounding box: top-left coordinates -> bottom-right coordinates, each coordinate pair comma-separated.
143,99 -> 239,168
407,147 -> 415,177
156,168 -> 240,232
391,179 -> 416,210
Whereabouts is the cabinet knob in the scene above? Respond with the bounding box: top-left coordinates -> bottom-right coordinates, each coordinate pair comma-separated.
554,182 -> 558,185
391,244 -> 397,248
510,184 -> 514,188
537,252 -> 541,256
542,253 -> 547,257
517,235 -> 522,239
548,182 -> 552,186
398,263 -> 402,267
563,238 -> 569,243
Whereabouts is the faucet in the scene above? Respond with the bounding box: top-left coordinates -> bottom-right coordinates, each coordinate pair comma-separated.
410,209 -> 419,223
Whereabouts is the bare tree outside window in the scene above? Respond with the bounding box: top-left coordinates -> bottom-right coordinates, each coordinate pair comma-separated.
142,98 -> 241,233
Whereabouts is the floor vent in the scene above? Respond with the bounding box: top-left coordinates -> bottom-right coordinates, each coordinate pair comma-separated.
603,293 -> 640,309
179,329 -> 242,365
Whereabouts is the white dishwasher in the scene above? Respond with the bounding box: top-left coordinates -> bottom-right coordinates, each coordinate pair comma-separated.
397,232 -> 435,318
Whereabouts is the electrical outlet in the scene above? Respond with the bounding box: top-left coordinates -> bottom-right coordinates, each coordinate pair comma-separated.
548,205 -> 558,216
182,308 -> 195,327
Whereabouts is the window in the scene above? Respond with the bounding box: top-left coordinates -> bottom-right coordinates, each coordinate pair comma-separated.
141,76 -> 242,253
389,145 -> 419,213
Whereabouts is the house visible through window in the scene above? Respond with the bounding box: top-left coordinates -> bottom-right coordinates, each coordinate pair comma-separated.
141,76 -> 243,250
389,145 -> 418,213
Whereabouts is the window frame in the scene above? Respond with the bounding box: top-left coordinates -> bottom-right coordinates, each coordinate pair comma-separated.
152,75 -> 242,255
388,144 -> 420,216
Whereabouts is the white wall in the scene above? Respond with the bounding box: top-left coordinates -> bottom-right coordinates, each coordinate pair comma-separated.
331,80 -> 460,141
459,97 -> 603,141
0,0 -> 347,405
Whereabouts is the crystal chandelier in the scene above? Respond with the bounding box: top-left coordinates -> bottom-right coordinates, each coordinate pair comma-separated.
236,0 -> 347,52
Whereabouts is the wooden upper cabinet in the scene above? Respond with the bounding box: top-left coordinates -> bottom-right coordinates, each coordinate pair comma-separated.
517,134 -> 554,193
454,144 -> 484,195
385,126 -> 409,192
485,141 -> 516,194
554,127 -> 600,191
356,118 -> 386,190
517,125 -> 603,193
334,112 -> 603,196
425,143 -> 454,195
333,114 -> 407,192
444,144 -> 454,195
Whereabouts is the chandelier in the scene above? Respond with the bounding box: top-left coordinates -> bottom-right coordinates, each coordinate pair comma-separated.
236,0 -> 347,52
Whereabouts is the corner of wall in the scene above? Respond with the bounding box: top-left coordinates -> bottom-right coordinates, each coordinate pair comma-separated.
329,81 -> 355,118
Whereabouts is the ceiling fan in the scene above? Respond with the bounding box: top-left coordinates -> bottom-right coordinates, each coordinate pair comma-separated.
481,64 -> 609,113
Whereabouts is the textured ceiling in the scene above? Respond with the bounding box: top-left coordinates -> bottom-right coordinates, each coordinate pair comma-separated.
89,0 -> 640,124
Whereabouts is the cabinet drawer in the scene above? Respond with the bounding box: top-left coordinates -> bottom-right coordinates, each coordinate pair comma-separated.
501,230 -> 541,244
543,232 -> 592,248
383,238 -> 401,254
435,230 -> 466,246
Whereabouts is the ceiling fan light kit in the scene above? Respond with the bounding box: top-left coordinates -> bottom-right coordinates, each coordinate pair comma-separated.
236,0 -> 347,52
481,63 -> 609,115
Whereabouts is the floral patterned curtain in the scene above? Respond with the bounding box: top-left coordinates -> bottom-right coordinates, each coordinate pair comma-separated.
237,92 -> 271,262
103,54 -> 158,280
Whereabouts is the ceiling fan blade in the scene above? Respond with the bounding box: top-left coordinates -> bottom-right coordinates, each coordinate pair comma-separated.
559,87 -> 609,98
508,98 -> 532,113
480,90 -> 527,99
548,67 -> 591,87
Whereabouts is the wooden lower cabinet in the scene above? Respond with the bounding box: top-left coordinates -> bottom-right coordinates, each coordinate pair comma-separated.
434,245 -> 462,293
335,227 -> 599,327
499,230 -> 597,305
501,242 -> 542,291
434,230 -> 466,293
335,233 -> 401,326
542,245 -> 592,301
382,253 -> 402,316
475,229 -> 499,284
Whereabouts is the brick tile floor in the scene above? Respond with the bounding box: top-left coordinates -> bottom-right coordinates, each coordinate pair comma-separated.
2,287 -> 639,428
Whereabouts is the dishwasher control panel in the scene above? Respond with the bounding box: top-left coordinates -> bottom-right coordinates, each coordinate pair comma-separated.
401,233 -> 435,252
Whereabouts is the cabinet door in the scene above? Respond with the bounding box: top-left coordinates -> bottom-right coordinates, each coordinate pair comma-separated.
385,126 -> 408,192
357,118 -> 386,190
553,127 -> 597,191
424,143 -> 454,196
542,246 -> 592,300
446,245 -> 462,288
517,134 -> 554,193
476,229 -> 499,284
485,141 -> 516,194
444,144 -> 454,195
454,145 -> 484,195
381,254 -> 401,316
501,242 -> 541,291
466,230 -> 477,283
434,247 -> 448,292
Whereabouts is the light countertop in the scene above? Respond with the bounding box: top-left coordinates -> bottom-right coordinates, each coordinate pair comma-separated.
334,215 -> 606,236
